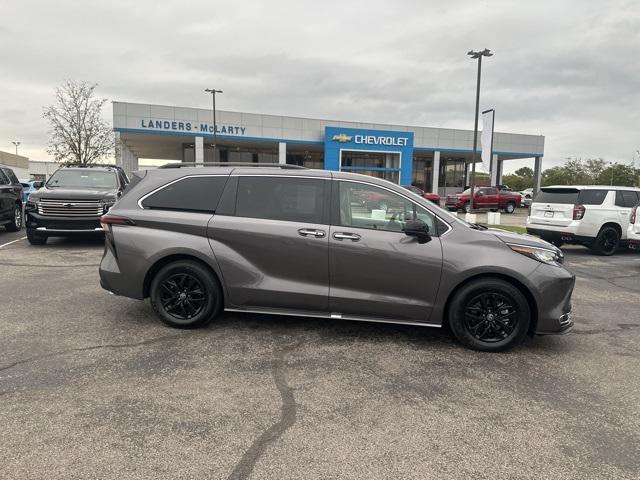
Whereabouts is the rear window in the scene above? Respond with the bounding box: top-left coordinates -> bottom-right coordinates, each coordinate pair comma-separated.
534,188 -> 579,204
534,188 -> 609,205
141,175 -> 228,212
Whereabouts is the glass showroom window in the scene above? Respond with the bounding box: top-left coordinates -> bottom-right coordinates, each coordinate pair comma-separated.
340,151 -> 401,183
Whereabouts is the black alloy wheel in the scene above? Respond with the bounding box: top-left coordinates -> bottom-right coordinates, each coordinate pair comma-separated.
590,226 -> 620,256
448,278 -> 530,351
159,273 -> 206,320
463,292 -> 517,343
150,260 -> 222,328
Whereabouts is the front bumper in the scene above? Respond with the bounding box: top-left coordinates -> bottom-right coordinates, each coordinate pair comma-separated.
529,263 -> 576,335
25,211 -> 103,236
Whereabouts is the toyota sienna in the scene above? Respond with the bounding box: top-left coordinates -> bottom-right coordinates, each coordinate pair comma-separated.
99,163 -> 575,351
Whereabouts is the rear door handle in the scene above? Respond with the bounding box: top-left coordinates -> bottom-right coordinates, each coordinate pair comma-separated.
298,228 -> 326,238
333,232 -> 361,241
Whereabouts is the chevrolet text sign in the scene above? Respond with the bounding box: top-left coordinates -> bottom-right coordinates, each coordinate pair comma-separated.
353,134 -> 409,146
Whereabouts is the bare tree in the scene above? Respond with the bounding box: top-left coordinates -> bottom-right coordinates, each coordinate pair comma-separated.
43,80 -> 114,165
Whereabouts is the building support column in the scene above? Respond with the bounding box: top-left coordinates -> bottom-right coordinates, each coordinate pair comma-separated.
278,142 -> 286,164
464,161 -> 471,187
115,131 -> 138,175
431,151 -> 440,194
533,156 -> 542,195
195,136 -> 204,164
497,157 -> 504,185
490,153 -> 499,186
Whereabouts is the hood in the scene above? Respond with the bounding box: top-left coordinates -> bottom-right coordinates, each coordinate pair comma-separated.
31,186 -> 118,201
487,228 -> 557,250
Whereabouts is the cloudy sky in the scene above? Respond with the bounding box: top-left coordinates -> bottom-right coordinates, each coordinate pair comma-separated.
1,0 -> 639,172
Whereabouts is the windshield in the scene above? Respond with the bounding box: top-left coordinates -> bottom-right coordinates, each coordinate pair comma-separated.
47,170 -> 117,189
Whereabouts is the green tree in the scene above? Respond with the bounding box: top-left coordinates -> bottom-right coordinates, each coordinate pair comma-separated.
596,164 -> 638,186
513,166 -> 534,178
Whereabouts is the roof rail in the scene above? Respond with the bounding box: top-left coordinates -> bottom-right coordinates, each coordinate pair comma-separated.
62,163 -> 125,170
158,162 -> 307,169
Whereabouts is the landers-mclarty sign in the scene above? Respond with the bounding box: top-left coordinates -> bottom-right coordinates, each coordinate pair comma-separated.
140,119 -> 246,135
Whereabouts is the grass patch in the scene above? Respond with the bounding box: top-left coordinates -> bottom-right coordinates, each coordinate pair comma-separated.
479,224 -> 528,234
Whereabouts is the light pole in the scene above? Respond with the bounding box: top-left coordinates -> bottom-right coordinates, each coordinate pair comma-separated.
12,141 -> 20,155
467,48 -> 493,211
204,88 -> 223,161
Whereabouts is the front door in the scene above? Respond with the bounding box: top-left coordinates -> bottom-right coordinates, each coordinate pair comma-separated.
208,175 -> 330,313
329,180 -> 444,322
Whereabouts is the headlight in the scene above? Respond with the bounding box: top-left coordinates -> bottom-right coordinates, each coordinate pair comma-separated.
507,243 -> 563,266
25,198 -> 39,209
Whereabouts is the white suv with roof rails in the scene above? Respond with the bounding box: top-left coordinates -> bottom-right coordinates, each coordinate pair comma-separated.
526,185 -> 640,255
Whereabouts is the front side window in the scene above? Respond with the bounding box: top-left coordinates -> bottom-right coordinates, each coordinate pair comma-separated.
338,181 -> 437,234
0,170 -> 9,185
2,168 -> 19,184
141,176 -> 228,212
47,170 -> 118,189
235,176 -> 325,223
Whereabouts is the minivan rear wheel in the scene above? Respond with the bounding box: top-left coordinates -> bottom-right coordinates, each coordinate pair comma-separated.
590,226 -> 619,256
150,260 -> 222,328
448,278 -> 530,352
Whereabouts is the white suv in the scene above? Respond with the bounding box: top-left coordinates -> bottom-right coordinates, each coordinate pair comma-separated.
628,203 -> 640,250
526,186 -> 640,255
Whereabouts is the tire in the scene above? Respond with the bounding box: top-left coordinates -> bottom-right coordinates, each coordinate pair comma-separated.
5,204 -> 23,232
26,228 -> 47,245
589,225 -> 620,256
504,202 -> 516,214
463,202 -> 471,214
150,260 -> 222,328
448,278 -> 530,352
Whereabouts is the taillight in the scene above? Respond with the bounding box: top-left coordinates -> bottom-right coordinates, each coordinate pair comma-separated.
631,205 -> 638,225
100,214 -> 135,232
573,204 -> 585,220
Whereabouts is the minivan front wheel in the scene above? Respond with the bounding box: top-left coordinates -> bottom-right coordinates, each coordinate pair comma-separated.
448,278 -> 530,352
150,260 -> 222,328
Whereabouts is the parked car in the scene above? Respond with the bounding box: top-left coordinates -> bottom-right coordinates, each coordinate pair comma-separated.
627,203 -> 640,250
403,185 -> 441,205
24,165 -> 129,245
445,186 -> 522,214
526,186 -> 640,255
19,179 -> 39,203
520,188 -> 534,207
99,163 -> 575,352
0,166 -> 24,232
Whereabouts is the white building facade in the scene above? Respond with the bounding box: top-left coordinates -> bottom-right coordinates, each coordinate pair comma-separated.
113,102 -> 545,195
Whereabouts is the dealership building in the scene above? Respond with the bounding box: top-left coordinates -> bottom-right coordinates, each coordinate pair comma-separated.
113,102 -> 545,195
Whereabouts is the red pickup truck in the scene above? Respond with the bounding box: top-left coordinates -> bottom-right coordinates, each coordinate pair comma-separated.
445,186 -> 521,214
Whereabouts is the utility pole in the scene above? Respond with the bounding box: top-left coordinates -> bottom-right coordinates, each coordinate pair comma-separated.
467,49 -> 493,212
204,88 -> 223,161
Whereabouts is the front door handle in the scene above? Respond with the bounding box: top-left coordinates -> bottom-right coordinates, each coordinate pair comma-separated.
333,232 -> 361,241
298,228 -> 326,238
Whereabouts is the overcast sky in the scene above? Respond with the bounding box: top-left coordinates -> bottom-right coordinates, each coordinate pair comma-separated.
1,0 -> 639,173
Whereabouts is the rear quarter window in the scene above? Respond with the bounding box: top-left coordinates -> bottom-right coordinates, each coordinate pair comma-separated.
141,175 -> 228,212
578,190 -> 608,205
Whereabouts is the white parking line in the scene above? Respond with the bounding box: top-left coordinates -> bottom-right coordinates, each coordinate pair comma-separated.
0,236 -> 27,249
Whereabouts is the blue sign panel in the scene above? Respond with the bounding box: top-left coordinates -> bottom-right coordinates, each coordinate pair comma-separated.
324,126 -> 414,185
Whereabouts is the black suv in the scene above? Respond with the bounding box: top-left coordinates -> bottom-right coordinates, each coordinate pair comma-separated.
0,166 -> 23,232
25,165 -> 128,245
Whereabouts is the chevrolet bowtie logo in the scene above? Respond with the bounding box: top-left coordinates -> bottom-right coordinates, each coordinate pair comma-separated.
332,133 -> 353,143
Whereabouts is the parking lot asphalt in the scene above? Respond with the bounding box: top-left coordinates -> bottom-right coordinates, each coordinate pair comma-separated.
1,232 -> 639,479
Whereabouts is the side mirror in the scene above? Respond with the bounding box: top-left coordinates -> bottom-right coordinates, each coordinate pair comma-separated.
33,181 -> 44,189
476,191 -> 484,197
403,219 -> 431,243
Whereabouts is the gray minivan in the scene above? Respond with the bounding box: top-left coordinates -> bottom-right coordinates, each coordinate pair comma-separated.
99,164 -> 575,351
